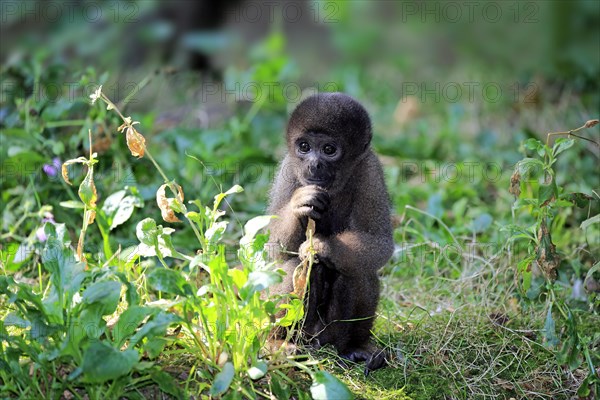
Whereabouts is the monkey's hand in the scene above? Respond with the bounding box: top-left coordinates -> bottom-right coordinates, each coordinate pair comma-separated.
299,235 -> 334,269
291,185 -> 330,221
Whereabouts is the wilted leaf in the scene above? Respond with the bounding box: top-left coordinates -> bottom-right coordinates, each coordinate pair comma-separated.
61,157 -> 87,185
536,219 -> 559,281
584,119 -> 599,128
125,126 -> 146,158
509,170 -> 521,197
293,262 -> 309,299
156,183 -> 184,223
85,209 -> 96,225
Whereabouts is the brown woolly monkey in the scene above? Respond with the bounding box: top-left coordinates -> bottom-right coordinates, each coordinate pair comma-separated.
267,92 -> 394,373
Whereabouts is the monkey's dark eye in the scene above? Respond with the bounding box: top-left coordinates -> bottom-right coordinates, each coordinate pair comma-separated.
298,142 -> 311,153
323,144 -> 337,155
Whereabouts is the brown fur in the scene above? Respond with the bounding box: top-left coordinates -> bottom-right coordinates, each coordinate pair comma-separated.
266,93 -> 394,373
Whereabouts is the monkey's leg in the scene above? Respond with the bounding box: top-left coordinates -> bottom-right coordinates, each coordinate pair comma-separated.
309,271 -> 387,372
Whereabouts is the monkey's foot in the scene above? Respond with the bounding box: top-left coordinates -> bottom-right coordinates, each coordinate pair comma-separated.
340,346 -> 388,376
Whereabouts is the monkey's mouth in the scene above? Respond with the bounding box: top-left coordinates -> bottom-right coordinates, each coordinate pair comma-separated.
304,177 -> 332,188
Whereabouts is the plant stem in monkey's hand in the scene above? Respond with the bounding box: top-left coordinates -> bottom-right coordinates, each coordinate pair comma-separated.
293,218 -> 317,299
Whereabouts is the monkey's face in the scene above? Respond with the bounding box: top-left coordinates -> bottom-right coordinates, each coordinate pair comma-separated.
293,131 -> 342,189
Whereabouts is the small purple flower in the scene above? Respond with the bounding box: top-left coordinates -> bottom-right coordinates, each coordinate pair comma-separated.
42,157 -> 61,177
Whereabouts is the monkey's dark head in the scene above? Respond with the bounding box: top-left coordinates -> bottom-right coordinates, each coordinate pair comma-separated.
286,92 -> 372,189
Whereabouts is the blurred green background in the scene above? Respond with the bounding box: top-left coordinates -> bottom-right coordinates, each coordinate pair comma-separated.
1,1 -> 599,398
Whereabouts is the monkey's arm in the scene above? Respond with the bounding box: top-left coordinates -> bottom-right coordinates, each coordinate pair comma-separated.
300,154 -> 394,275
266,156 -> 308,259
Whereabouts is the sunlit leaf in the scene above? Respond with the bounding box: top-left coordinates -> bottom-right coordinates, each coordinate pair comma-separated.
310,371 -> 353,400
247,360 -> 268,380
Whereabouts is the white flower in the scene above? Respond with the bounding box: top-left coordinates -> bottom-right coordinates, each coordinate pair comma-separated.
89,85 -> 103,104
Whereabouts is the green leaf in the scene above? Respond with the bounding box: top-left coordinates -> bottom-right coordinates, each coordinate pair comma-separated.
560,192 -> 593,208
135,218 -> 179,258
78,166 -> 97,208
129,311 -> 179,348
101,190 -> 142,230
205,221 -> 228,244
213,185 -> 243,209
581,214 -> 600,230
42,238 -> 86,319
247,360 -> 268,380
82,280 -> 122,316
543,306 -> 560,349
147,268 -> 191,296
241,271 -> 282,299
113,306 -> 155,348
59,200 -> 85,209
240,216 -> 274,245
517,158 -> 544,180
144,337 -> 168,359
584,261 -> 600,292
82,341 -> 138,383
150,369 -> 183,398
538,179 -> 557,206
270,374 -> 291,399
210,362 -> 235,396
552,138 -> 575,157
524,138 -> 542,151
310,371 -> 353,400
278,298 -> 304,327
517,256 -> 534,292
